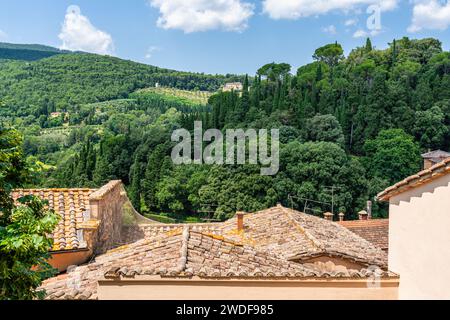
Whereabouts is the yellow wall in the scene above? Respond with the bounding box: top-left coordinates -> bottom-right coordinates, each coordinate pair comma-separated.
98,278 -> 399,300
48,249 -> 91,272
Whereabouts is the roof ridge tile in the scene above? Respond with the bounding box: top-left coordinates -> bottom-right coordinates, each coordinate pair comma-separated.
378,156 -> 450,201
177,226 -> 189,272
279,206 -> 325,250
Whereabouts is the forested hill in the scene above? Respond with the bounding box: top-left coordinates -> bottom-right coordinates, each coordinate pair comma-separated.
0,42 -> 67,61
1,37 -> 449,222
0,51 -> 242,117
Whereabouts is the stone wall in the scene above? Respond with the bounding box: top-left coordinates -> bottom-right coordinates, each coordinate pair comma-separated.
88,180 -> 127,254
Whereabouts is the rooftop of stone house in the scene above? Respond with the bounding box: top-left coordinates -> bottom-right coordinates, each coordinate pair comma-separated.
11,188 -> 96,251
339,219 -> 389,251
123,205 -> 387,267
40,204 -> 392,300
11,180 -> 127,252
421,149 -> 450,162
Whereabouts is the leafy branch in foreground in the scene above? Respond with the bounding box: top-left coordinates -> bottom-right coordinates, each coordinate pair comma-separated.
0,127 -> 59,300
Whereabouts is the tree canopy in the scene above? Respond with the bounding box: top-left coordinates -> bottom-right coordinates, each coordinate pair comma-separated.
0,127 -> 59,300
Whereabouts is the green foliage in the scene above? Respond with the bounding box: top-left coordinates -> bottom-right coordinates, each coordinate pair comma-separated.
3,37 -> 450,223
0,52 -> 240,120
0,42 -> 65,61
257,62 -> 291,81
304,114 -> 345,146
313,43 -> 344,68
277,141 -> 367,218
413,105 -> 448,150
363,129 -> 421,185
0,127 -> 59,300
135,87 -> 213,106
143,213 -> 177,224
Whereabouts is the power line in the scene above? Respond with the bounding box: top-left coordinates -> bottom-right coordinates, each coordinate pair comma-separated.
288,186 -> 341,215
323,186 -> 342,215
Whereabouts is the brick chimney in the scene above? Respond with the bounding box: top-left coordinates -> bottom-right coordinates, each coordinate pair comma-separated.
236,212 -> 245,231
358,210 -> 368,220
338,212 -> 345,222
323,212 -> 333,221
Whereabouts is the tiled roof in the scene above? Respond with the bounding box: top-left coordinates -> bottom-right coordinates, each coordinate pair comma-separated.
218,206 -> 387,267
123,206 -> 387,267
40,205 -> 392,299
339,219 -> 389,251
421,149 -> 450,160
40,226 -> 393,300
12,188 -> 95,251
377,157 -> 450,201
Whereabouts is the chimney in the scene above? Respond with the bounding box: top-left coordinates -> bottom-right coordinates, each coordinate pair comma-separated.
358,210 -> 368,221
367,201 -> 372,220
236,212 -> 245,231
323,212 -> 334,221
424,159 -> 433,170
338,212 -> 345,222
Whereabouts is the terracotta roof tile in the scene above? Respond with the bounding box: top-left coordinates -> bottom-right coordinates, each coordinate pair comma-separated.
12,188 -> 95,251
217,206 -> 387,267
40,225 -> 394,300
39,205 -> 394,299
339,219 -> 389,251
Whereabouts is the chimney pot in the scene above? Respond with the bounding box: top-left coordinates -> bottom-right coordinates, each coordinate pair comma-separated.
323,212 -> 334,221
338,212 -> 345,222
236,212 -> 245,231
358,210 -> 368,220
367,201 -> 372,219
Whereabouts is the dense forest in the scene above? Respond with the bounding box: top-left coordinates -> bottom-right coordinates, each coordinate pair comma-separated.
0,42 -> 68,61
1,37 -> 449,222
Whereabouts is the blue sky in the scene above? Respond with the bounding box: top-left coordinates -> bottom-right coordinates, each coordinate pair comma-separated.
1,0 -> 450,75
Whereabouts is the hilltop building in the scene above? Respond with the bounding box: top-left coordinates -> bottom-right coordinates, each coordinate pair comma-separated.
222,82 -> 243,92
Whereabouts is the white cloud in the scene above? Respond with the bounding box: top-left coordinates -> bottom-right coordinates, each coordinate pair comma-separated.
59,5 -> 114,55
145,46 -> 161,59
353,29 -> 369,38
0,29 -> 7,41
352,28 -> 381,38
322,25 -> 337,34
345,18 -> 358,26
262,0 -> 399,19
149,0 -> 254,33
408,0 -> 450,33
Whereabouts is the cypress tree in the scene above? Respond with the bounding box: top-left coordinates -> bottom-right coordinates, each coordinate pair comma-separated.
366,38 -> 373,52
241,74 -> 250,117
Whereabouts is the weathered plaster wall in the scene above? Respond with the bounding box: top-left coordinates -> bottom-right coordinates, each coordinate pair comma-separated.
48,249 -> 92,272
389,174 -> 450,299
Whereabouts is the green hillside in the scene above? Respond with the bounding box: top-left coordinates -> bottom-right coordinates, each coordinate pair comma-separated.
0,42 -> 66,61
135,87 -> 213,106
0,52 -> 240,119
